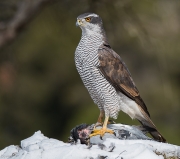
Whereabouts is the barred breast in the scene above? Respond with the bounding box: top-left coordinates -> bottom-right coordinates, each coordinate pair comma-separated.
75,35 -> 120,119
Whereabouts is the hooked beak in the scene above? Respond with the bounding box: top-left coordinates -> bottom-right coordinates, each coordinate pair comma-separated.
76,19 -> 83,26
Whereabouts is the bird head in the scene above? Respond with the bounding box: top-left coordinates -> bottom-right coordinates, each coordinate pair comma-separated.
76,13 -> 104,36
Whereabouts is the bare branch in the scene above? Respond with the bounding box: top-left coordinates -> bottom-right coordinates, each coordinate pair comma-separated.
0,0 -> 55,49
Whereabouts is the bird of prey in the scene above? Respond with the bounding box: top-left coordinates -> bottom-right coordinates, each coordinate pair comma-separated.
75,12 -> 166,142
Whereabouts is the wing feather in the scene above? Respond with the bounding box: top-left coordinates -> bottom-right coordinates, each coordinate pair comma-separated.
98,45 -> 150,117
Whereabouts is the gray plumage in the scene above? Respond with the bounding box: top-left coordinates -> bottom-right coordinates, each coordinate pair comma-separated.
68,123 -> 153,145
90,124 -> 153,145
75,12 -> 166,142
75,13 -> 119,119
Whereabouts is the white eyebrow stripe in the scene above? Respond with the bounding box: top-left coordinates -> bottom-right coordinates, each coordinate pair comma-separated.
85,13 -> 98,18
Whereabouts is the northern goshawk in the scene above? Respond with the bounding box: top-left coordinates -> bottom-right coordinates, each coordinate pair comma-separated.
75,12 -> 166,142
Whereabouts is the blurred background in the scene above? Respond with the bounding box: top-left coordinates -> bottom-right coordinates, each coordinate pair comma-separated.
0,0 -> 180,148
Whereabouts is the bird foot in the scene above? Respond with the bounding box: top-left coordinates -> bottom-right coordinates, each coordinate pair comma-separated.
89,128 -> 114,137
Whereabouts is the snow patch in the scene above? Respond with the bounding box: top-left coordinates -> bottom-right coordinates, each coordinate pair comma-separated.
0,130 -> 179,159
21,131 -> 47,149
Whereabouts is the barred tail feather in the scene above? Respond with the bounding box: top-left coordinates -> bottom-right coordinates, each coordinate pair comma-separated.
138,118 -> 166,143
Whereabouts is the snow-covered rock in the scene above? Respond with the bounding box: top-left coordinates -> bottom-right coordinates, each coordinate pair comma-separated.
0,130 -> 179,159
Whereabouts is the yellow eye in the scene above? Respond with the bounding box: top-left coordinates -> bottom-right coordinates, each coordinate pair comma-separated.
85,17 -> 91,22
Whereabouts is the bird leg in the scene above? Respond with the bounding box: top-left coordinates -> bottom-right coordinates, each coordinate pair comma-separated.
93,110 -> 104,128
97,110 -> 104,123
94,110 -> 115,128
90,116 -> 114,137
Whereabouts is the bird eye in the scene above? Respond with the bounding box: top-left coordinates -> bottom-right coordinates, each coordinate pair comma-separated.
85,17 -> 91,22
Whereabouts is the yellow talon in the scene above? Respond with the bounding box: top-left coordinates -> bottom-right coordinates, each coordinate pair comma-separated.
89,128 -> 114,137
90,115 -> 114,137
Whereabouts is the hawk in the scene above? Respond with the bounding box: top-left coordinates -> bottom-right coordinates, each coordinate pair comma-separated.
75,12 -> 166,142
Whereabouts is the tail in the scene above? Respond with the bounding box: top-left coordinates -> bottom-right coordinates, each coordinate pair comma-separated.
138,116 -> 166,143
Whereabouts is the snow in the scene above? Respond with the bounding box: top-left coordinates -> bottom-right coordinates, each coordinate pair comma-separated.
0,130 -> 179,159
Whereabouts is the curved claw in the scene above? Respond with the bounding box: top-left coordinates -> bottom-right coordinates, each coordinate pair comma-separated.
89,128 -> 114,137
90,115 -> 114,137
